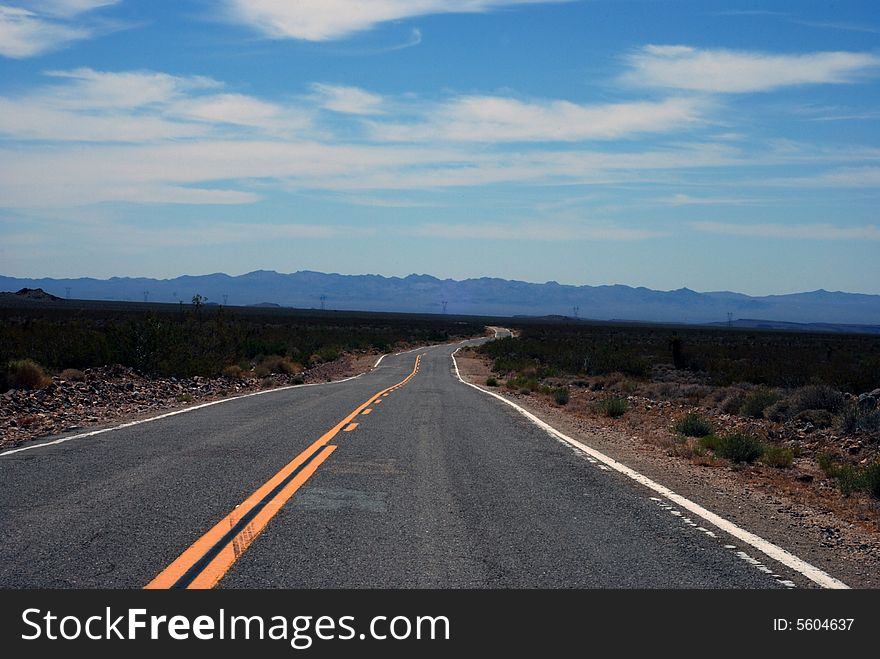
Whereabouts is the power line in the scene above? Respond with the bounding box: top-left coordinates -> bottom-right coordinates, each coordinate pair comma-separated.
319,294 -> 327,311
441,300 -> 448,314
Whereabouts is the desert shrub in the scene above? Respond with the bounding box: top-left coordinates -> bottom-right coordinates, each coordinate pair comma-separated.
721,390 -> 746,414
818,455 -> 864,495
794,409 -> 834,428
59,368 -> 86,382
621,380 -> 639,394
740,387 -> 779,419
840,405 -> 880,434
222,364 -> 244,379
791,385 -> 845,414
258,355 -> 302,375
674,413 -> 713,437
764,398 -> 793,422
486,377 -> 498,387
597,397 -> 628,418
761,445 -> 794,468
177,393 -> 193,403
698,434 -> 722,451
253,365 -> 271,378
6,359 -> 51,390
716,432 -> 764,464
818,456 -> 880,498
553,387 -> 570,405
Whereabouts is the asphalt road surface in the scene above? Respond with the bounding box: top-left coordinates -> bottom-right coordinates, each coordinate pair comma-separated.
0,331 -> 818,588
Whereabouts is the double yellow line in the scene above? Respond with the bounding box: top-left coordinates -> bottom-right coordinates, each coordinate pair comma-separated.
146,354 -> 422,589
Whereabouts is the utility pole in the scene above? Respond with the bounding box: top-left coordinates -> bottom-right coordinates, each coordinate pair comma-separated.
727,312 -> 733,328
222,294 -> 228,306
572,306 -> 579,320
65,287 -> 71,299
319,294 -> 327,311
143,291 -> 149,303
441,300 -> 448,314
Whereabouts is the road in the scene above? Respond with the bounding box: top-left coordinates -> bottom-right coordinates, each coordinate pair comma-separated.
0,331 -> 838,588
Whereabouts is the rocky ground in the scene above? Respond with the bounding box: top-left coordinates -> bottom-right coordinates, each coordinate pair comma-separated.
0,351 -> 381,451
456,349 -> 880,589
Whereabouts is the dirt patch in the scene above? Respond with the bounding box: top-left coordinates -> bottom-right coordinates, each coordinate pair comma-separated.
455,350 -> 880,589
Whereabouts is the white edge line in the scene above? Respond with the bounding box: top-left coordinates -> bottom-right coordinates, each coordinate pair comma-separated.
451,347 -> 849,590
0,373 -> 365,457
373,354 -> 387,367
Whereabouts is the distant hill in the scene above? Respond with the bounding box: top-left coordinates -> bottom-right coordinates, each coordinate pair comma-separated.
706,319 -> 880,335
2,271 -> 879,326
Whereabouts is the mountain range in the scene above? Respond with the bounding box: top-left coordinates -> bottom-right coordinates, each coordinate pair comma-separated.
2,271 -> 880,327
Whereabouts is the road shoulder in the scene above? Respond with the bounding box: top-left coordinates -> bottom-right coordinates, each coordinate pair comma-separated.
454,351 -> 880,589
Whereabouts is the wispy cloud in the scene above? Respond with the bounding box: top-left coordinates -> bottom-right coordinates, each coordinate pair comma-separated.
762,167 -> 880,188
0,1 -> 120,58
793,19 -> 880,34
0,68 -> 309,141
311,83 -> 384,115
411,221 -> 660,241
222,0 -> 567,41
624,45 -> 880,93
0,67 -> 876,209
693,221 -> 880,241
371,95 -> 704,142
660,193 -> 762,206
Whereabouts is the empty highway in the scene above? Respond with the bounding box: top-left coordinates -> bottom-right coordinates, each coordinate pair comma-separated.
0,331 -> 845,589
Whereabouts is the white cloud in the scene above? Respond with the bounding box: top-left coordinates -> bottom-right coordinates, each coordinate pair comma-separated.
223,0 -> 567,41
0,1 -> 119,58
412,221 -> 660,241
625,45 -> 880,93
45,68 -> 221,109
693,221 -> 880,241
762,167 -> 880,188
0,68 -> 312,141
0,97 -> 210,141
0,5 -> 87,57
311,83 -> 384,115
170,93 -> 293,129
371,95 -> 704,142
661,194 -> 761,206
27,1 -> 119,17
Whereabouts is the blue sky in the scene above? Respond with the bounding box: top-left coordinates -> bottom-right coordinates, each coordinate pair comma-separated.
0,0 -> 878,295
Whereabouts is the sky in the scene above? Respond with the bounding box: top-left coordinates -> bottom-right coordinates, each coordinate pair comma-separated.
0,0 -> 878,295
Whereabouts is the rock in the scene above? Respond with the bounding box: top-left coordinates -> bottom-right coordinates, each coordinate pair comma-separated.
857,393 -> 877,411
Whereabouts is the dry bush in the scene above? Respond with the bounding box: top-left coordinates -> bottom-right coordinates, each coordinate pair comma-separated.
6,359 -> 52,390
222,365 -> 244,379
257,355 -> 303,376
59,368 -> 86,382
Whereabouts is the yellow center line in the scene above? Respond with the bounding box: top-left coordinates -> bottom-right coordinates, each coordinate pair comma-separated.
361,409 -> 372,415
145,354 -> 421,590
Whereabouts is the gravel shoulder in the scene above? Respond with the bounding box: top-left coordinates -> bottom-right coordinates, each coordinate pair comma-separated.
0,352 -> 381,451
456,351 -> 880,589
